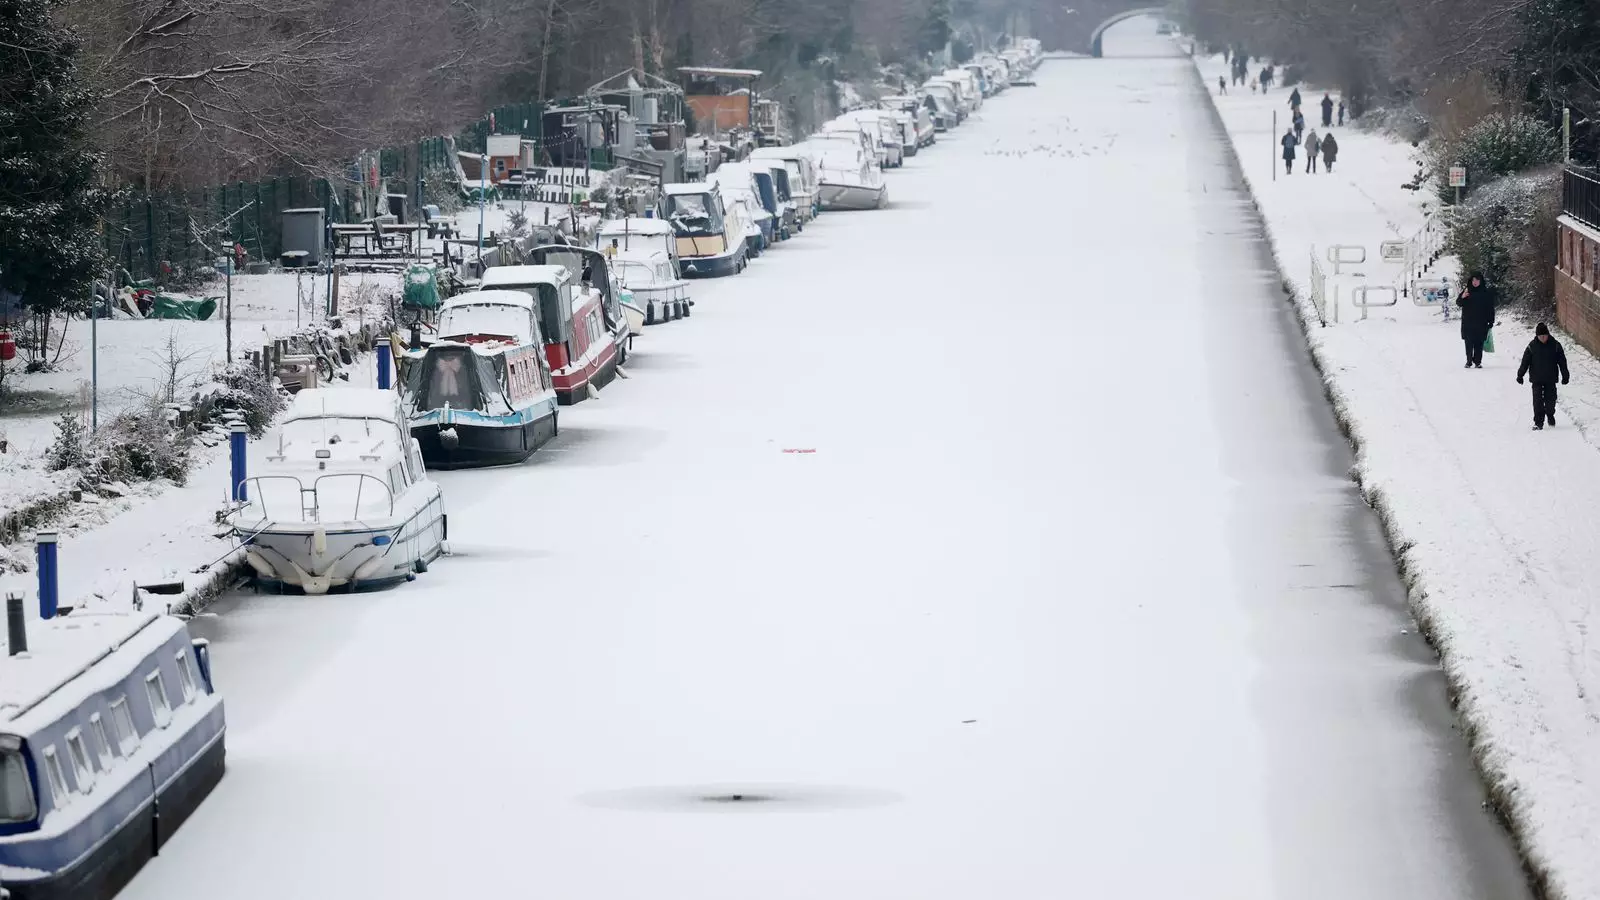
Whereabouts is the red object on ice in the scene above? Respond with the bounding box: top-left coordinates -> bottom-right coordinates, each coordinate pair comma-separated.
0,331 -> 14,362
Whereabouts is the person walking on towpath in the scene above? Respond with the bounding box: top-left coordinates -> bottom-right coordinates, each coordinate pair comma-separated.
1261,66 -> 1274,91
1281,128 -> 1298,175
1456,272 -> 1497,368
1337,99 -> 1345,125
1289,88 -> 1302,114
1304,130 -> 1321,172
1320,131 -> 1338,172
1321,93 -> 1334,127
1518,323 -> 1570,430
1219,75 -> 1227,94
1293,109 -> 1306,142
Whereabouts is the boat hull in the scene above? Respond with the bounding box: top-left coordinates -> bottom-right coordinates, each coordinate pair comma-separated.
819,181 -> 888,210
555,343 -> 620,406
679,248 -> 741,278
240,496 -> 447,594
632,283 -> 689,323
2,715 -> 226,900
412,405 -> 559,468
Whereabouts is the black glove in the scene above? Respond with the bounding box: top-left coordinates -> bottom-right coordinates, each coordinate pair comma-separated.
1517,376 -> 1524,384
1563,377 -> 1570,385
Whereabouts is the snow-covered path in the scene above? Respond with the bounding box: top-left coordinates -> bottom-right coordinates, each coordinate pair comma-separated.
120,25 -> 1529,900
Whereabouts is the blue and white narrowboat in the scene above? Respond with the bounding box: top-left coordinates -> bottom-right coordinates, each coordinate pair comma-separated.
406,286 -> 562,467
0,601 -> 224,900
238,389 -> 448,593
662,183 -> 746,278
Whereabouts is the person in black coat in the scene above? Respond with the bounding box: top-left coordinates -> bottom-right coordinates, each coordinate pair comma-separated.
1289,88 -> 1302,112
1280,129 -> 1298,174
1455,272 -> 1496,367
1321,93 -> 1334,127
1517,323 -> 1571,429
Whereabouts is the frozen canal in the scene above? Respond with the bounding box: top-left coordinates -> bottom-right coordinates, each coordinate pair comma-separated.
124,22 -> 1531,900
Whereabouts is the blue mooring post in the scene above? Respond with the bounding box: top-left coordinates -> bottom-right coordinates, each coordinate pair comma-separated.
377,341 -> 392,390
229,423 -> 248,504
35,531 -> 58,620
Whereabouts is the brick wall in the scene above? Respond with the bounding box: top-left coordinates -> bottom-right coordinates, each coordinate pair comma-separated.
1555,217 -> 1600,356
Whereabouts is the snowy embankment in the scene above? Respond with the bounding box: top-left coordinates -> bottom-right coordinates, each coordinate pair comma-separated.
1197,53 -> 1600,899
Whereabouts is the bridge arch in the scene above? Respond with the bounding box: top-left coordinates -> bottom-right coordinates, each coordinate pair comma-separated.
1089,7 -> 1169,57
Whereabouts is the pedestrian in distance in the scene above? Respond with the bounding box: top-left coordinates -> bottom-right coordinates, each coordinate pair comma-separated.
1304,130 -> 1321,172
1455,271 -> 1496,368
1321,93 -> 1334,127
1281,128 -> 1298,175
1293,109 -> 1305,142
1250,77 -> 1259,93
1518,323 -> 1570,429
1320,131 -> 1338,171
1337,99 -> 1346,126
1289,87 -> 1302,113
1219,75 -> 1227,94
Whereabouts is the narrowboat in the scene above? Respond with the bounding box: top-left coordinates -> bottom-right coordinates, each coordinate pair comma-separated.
0,602 -> 224,900
522,245 -> 632,368
238,389 -> 447,592
406,283 -> 562,468
662,183 -> 745,278
595,217 -> 681,272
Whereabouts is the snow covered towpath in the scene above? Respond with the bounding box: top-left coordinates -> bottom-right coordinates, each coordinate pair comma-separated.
1200,50 -> 1600,900
120,22 -> 1527,900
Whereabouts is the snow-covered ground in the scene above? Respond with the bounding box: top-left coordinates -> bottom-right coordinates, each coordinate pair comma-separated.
0,269 -> 398,520
1199,50 -> 1600,900
103,20 -> 1534,900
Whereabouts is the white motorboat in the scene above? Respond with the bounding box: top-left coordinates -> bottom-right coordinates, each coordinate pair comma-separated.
236,389 -> 447,594
611,251 -> 690,324
808,141 -> 888,211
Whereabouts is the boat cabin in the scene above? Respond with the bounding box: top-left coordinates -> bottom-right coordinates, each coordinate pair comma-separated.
680,66 -> 762,135
0,605 -> 224,898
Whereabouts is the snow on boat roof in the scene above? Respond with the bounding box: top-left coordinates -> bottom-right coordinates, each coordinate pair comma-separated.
283,388 -> 404,426
663,182 -> 716,196
0,610 -> 177,730
679,66 -> 763,79
598,218 -> 672,236
470,271 -> 563,293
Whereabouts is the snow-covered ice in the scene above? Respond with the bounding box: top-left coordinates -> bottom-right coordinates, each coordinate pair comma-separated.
113,21 -> 1532,900
1200,49 -> 1600,900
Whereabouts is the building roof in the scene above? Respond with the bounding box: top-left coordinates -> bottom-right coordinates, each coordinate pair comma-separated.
679,66 -> 763,80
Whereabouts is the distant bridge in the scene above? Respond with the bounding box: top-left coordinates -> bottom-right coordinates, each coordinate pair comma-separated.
1024,3 -> 1170,58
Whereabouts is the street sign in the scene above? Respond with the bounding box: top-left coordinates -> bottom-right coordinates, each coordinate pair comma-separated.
1449,166 -> 1467,188
1380,240 -> 1407,261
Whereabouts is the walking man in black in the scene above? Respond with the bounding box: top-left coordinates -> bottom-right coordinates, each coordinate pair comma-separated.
1518,323 -> 1570,429
1456,271 -> 1495,368
1321,93 -> 1334,127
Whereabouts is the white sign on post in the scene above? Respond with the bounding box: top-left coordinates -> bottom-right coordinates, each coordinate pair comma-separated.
1379,240 -> 1407,262
1449,166 -> 1467,188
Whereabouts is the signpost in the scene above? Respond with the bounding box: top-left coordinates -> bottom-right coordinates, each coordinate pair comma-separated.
1380,240 -> 1407,262
1449,165 -> 1467,205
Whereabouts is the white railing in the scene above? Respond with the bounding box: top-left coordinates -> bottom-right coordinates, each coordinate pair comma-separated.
1310,247 -> 1329,326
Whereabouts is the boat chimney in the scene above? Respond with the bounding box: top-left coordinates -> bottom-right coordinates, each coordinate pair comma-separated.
6,592 -> 26,657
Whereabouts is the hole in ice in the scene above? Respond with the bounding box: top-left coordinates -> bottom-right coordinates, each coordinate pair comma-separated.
576,784 -> 902,813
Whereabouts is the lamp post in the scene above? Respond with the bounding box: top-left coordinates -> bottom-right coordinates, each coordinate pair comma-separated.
223,231 -> 234,363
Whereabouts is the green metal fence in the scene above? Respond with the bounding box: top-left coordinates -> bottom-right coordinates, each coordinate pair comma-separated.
109,102 -> 542,283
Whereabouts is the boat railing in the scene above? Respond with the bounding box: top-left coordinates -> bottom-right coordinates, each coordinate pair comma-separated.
239,474 -> 395,525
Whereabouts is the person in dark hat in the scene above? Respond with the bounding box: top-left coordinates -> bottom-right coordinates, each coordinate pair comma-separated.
1455,272 -> 1496,367
1517,323 -> 1570,430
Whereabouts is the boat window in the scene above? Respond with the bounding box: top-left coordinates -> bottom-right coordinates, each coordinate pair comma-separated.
388,464 -> 407,497
64,729 -> 94,792
281,416 -> 384,448
109,696 -> 139,754
41,746 -> 69,807
88,713 -> 115,766
146,671 -> 172,729
175,651 -> 198,703
0,744 -> 37,823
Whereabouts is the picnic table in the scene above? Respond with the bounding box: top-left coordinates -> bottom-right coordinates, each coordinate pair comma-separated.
330,221 -> 428,258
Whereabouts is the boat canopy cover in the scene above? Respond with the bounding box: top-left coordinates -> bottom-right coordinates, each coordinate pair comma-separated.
663,190 -> 726,237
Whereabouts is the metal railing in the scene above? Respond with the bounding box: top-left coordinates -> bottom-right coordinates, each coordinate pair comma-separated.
1309,248 -> 1329,326
1563,167 -> 1600,230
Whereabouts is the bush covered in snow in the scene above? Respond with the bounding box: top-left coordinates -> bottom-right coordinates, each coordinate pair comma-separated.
1447,165 -> 1562,314
45,413 -> 89,472
1432,114 -> 1560,203
92,403 -> 192,485
1354,104 -> 1430,144
192,361 -> 283,436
